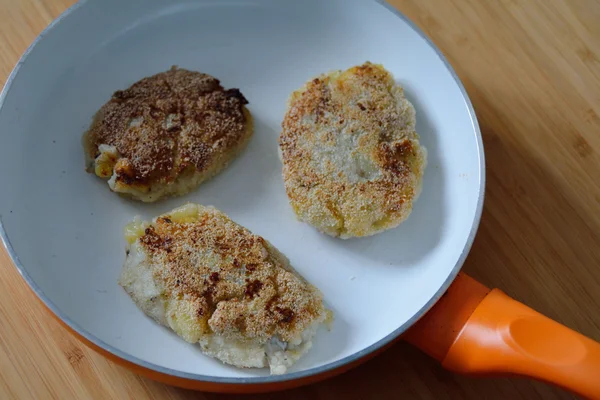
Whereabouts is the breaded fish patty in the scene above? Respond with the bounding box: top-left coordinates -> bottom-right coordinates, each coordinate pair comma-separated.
83,67 -> 253,202
119,203 -> 329,374
279,62 -> 427,238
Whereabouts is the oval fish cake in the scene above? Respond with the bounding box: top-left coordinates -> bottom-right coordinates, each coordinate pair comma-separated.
82,66 -> 253,202
119,203 -> 330,375
279,62 -> 427,238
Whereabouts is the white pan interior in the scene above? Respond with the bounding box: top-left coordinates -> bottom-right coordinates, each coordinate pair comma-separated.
0,0 -> 483,381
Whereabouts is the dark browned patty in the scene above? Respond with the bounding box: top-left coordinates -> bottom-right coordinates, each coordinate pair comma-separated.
83,66 -> 253,202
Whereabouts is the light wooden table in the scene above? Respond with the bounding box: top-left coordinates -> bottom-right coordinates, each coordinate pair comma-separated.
1,0 -> 599,399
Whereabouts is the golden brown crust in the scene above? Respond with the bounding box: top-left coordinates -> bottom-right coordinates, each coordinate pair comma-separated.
279,62 -> 427,238
83,66 -> 251,194
137,205 -> 324,342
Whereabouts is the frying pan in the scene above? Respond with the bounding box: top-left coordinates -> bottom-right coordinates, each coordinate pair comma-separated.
0,0 -> 598,398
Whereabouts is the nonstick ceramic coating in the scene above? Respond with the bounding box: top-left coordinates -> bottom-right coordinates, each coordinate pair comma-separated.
0,0 -> 483,384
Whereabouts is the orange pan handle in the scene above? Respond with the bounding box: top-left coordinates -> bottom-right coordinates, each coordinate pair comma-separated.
404,273 -> 600,399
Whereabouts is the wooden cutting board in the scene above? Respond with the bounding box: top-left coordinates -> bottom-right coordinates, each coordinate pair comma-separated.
1,0 -> 599,398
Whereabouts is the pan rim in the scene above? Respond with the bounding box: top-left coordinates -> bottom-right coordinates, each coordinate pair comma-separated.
0,0 -> 485,385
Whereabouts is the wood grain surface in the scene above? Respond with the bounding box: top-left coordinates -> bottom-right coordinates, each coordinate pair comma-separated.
1,0 -> 599,398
